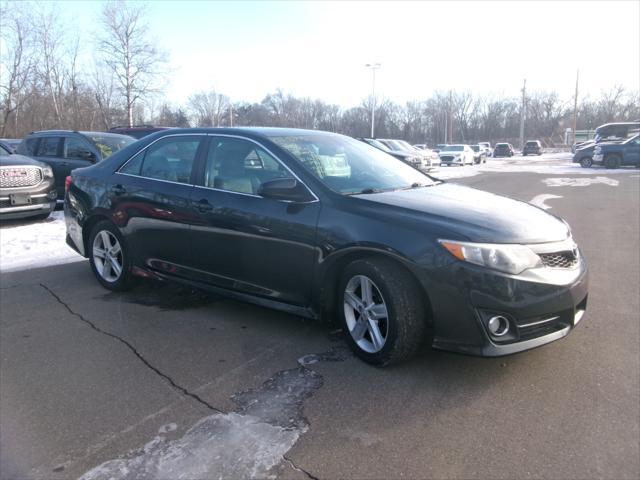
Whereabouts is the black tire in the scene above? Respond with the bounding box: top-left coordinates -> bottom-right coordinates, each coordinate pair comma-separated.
338,258 -> 427,366
88,220 -> 135,291
580,156 -> 593,168
604,154 -> 621,169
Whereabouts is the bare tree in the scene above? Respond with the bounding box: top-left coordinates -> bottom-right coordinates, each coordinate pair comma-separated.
98,0 -> 166,127
187,90 -> 229,127
0,5 -> 35,136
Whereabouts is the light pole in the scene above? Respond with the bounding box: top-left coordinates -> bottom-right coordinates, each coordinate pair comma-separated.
365,63 -> 381,138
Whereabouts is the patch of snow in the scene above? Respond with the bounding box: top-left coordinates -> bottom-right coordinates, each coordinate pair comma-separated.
0,211 -> 84,273
80,347 -> 351,480
543,176 -> 619,187
80,413 -> 299,480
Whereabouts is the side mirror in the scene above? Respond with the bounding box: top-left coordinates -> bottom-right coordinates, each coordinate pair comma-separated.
82,151 -> 97,162
257,177 -> 315,203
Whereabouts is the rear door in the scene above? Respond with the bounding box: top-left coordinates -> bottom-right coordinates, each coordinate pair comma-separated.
34,136 -> 64,197
623,137 -> 640,165
112,134 -> 206,273
61,134 -> 97,180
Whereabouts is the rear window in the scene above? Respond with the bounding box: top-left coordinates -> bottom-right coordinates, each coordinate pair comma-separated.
526,142 -> 538,147
83,134 -> 135,159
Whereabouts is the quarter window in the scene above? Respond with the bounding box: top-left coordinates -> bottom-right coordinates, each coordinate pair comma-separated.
37,137 -> 60,157
121,136 -> 200,184
204,137 -> 293,195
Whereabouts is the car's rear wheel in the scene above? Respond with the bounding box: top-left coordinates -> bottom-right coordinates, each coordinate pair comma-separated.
604,154 -> 621,169
580,156 -> 593,168
338,258 -> 427,366
89,220 -> 135,291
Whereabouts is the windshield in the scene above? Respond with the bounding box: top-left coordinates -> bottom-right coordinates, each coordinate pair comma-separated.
442,145 -> 464,152
83,133 -> 135,159
471,145 -> 480,152
271,134 -> 436,195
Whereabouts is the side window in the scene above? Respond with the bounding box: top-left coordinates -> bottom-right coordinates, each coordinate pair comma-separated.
22,137 -> 39,155
64,137 -> 94,160
138,136 -> 200,183
204,137 -> 292,194
36,137 -> 60,157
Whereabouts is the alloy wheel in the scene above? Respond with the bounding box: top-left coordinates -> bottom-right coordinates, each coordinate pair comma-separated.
343,275 -> 389,353
92,230 -> 123,283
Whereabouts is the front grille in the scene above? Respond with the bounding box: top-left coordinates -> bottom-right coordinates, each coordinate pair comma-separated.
0,167 -> 42,188
440,155 -> 454,161
539,250 -> 579,269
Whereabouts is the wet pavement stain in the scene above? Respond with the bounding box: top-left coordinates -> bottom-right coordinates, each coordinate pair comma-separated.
99,281 -> 221,311
79,345 -> 352,480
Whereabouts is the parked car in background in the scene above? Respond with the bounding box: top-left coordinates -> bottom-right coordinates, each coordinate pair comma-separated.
439,144 -> 475,166
0,138 -> 22,153
17,130 -> 135,199
109,125 -> 172,139
65,127 -> 588,365
493,143 -> 515,157
478,142 -> 492,157
470,145 -> 487,164
390,139 -> 440,171
522,140 -> 543,156
434,144 -> 447,153
358,138 -> 424,168
593,121 -> 639,143
413,144 -> 429,150
592,135 -> 640,168
571,140 -> 593,154
1,142 -> 57,220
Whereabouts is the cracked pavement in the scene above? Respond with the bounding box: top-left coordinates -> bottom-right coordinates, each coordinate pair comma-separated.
1,170 -> 639,479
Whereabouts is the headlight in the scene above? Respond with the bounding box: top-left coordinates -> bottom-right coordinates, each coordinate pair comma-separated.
42,166 -> 54,178
439,240 -> 542,275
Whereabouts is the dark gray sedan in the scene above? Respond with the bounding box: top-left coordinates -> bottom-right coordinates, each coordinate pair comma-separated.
64,128 -> 588,365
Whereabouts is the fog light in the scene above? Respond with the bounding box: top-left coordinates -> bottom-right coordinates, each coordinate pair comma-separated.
48,190 -> 57,199
487,316 -> 510,337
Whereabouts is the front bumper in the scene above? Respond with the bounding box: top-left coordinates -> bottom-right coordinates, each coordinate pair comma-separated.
0,186 -> 57,219
423,254 -> 589,357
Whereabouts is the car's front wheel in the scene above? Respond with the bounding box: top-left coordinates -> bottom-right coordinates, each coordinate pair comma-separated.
339,258 -> 427,366
580,157 -> 593,168
89,220 -> 135,291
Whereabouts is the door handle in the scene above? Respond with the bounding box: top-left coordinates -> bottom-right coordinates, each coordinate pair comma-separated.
193,199 -> 213,213
111,184 -> 126,195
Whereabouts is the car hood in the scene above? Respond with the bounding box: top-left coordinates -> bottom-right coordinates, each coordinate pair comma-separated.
358,183 -> 569,244
0,154 -> 47,168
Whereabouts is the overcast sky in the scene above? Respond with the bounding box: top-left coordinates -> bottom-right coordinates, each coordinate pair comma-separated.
62,0 -> 640,106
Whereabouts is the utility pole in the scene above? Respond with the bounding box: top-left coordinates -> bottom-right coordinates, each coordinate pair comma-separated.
448,90 -> 453,143
572,69 -> 579,145
365,63 -> 381,138
519,78 -> 527,151
229,101 -> 233,127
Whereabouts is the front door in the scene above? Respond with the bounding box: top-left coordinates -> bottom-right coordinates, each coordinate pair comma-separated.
189,135 -> 321,306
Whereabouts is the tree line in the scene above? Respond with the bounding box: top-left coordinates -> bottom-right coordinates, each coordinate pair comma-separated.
2,1 -> 639,146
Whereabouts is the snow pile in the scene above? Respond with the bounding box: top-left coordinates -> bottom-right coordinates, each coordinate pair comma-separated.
0,211 -> 84,273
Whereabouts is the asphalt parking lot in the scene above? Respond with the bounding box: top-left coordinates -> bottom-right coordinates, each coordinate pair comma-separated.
1,157 -> 639,479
